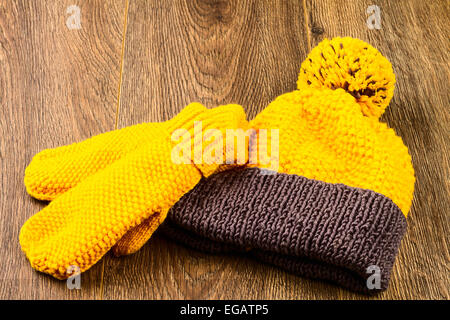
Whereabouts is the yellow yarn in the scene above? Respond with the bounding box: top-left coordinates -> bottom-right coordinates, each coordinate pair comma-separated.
20,103 -> 248,278
297,37 -> 395,119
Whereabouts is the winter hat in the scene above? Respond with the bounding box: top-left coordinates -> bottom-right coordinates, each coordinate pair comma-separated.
160,37 -> 415,292
20,103 -> 248,278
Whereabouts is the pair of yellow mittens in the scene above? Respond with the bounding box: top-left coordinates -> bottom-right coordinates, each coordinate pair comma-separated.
20,103 -> 248,279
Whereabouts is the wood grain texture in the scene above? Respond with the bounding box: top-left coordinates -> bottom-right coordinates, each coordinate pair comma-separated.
0,0 -> 126,299
0,0 -> 448,300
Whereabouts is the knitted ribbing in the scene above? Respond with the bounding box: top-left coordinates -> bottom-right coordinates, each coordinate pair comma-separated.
162,167 -> 407,292
20,103 -> 248,278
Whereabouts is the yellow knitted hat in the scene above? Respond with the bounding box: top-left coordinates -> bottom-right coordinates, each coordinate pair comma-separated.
250,37 -> 414,216
20,103 -> 248,278
155,37 -> 415,292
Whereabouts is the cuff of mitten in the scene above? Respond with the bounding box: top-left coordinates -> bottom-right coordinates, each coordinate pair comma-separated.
167,167 -> 407,293
166,103 -> 248,177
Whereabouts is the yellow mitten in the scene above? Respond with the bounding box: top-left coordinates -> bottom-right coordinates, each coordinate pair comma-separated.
20,103 -> 248,279
25,104 -> 208,201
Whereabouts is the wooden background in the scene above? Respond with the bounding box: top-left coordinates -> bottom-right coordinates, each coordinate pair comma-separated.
0,0 -> 448,299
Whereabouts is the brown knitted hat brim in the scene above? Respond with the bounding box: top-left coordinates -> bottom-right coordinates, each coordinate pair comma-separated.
161,167 -> 407,293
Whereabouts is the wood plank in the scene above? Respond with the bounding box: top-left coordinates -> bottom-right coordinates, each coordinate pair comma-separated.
0,0 -> 126,299
116,0 -> 309,125
102,0 -> 322,299
305,0 -> 449,299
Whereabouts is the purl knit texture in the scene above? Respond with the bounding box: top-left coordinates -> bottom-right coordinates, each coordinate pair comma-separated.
20,103 -> 248,278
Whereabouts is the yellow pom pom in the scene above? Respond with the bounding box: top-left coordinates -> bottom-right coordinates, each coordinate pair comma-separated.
297,37 -> 395,119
